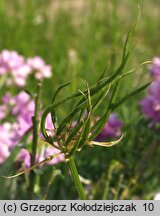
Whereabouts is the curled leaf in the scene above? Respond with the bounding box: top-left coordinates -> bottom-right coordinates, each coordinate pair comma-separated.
89,133 -> 124,147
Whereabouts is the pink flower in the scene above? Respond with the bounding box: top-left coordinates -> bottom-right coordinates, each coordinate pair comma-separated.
45,113 -> 54,136
0,144 -> 10,164
0,50 -> 32,86
39,113 -> 54,139
0,105 -> 7,120
0,91 -> 35,151
0,89 -> 64,167
0,123 -> 15,148
17,148 -> 31,169
2,92 -> 12,104
45,146 -> 65,165
0,50 -> 52,86
27,56 -> 52,79
0,123 -> 14,164
3,92 -> 35,137
40,146 -> 65,166
1,50 -> 24,69
12,91 -> 34,116
0,122 -> 23,151
16,146 -> 65,170
12,64 -> 31,86
2,91 -> 34,136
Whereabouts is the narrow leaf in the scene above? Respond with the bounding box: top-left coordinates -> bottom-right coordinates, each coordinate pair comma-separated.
89,133 -> 124,147
51,82 -> 71,129
111,82 -> 151,110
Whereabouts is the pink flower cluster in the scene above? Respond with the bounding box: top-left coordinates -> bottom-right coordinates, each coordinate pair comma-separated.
0,50 -> 52,86
0,49 -> 65,168
0,91 -> 65,167
140,57 -> 160,124
0,91 -> 33,164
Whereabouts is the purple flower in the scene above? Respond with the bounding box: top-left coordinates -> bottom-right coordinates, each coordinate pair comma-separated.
95,113 -> 123,142
140,81 -> 160,124
17,148 -> 31,169
149,81 -> 160,98
149,57 -> 160,81
140,56 -> 160,124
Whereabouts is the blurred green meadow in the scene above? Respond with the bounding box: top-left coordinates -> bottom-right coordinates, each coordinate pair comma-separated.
0,0 -> 160,199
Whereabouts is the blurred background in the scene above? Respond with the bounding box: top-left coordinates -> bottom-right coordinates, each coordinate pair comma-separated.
0,0 -> 160,199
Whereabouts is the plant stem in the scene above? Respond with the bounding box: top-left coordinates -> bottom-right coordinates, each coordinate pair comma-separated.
68,157 -> 87,200
28,81 -> 42,199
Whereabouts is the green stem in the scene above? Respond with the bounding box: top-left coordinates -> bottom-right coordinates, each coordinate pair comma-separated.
28,81 -> 42,199
68,157 -> 87,200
